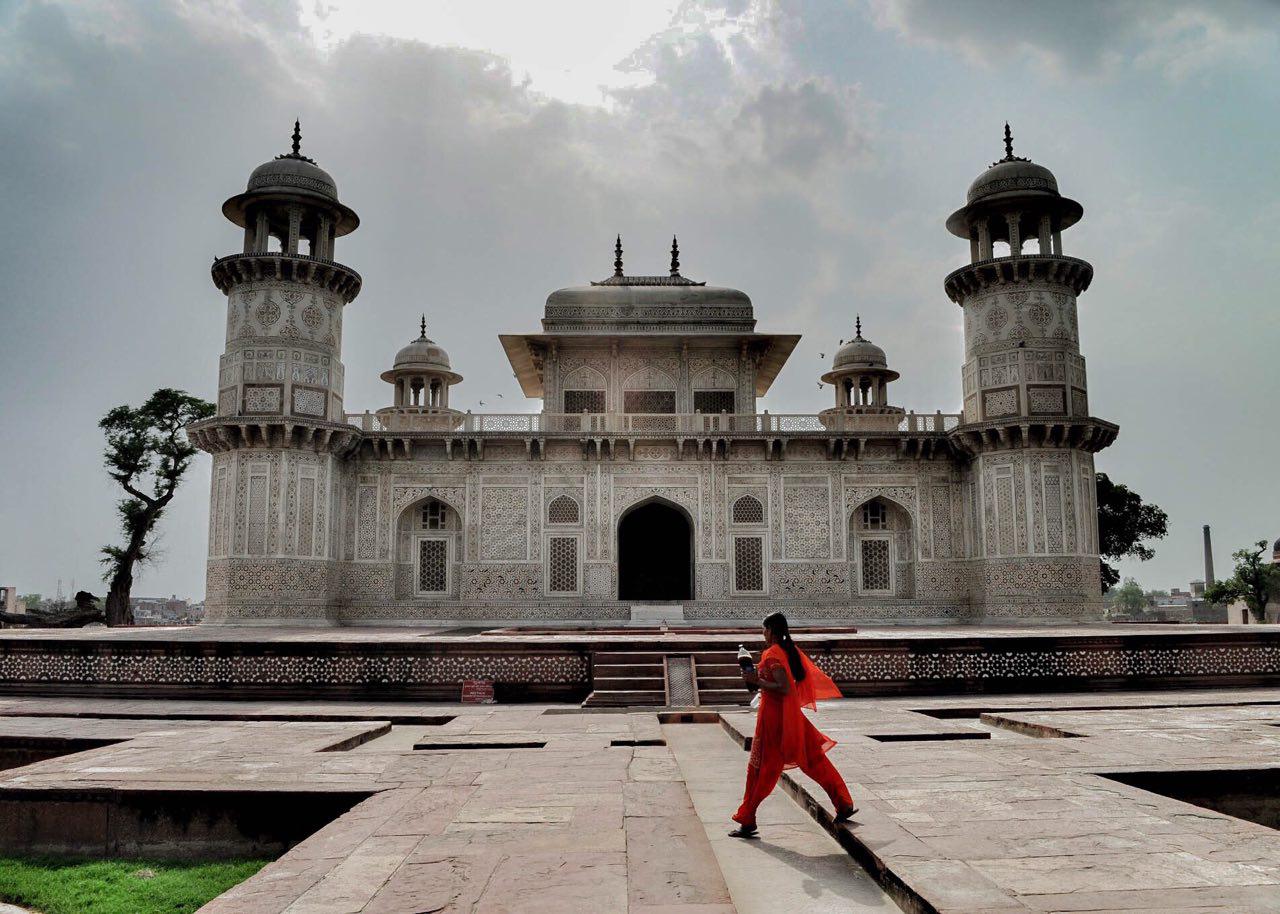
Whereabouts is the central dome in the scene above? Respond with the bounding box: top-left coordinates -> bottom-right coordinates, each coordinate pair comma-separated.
541,237 -> 756,334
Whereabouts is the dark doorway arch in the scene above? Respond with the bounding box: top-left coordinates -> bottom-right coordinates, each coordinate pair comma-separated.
618,499 -> 693,601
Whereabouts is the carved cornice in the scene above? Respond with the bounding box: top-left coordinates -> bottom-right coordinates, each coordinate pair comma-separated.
211,253 -> 362,303
947,416 -> 1119,457
188,416 -> 362,456
944,255 -> 1092,306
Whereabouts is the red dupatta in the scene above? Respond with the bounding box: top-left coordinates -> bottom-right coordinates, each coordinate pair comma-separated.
758,643 -> 842,769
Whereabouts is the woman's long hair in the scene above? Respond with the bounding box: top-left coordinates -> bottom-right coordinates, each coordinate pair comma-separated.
763,611 -> 806,682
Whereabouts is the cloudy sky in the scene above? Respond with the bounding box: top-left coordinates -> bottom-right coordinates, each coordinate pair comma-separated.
1,0 -> 1276,601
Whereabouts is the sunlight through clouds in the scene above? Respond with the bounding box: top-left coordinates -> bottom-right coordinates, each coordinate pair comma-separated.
298,0 -> 680,105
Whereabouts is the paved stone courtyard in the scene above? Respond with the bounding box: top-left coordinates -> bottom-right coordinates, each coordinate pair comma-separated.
0,688 -> 1278,912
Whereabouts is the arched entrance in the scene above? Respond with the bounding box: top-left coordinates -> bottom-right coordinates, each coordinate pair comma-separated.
618,499 -> 693,601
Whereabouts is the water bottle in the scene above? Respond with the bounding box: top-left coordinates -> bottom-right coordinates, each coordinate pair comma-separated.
737,645 -> 757,693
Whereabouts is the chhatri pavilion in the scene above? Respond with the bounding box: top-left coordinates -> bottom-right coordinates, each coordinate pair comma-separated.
189,123 -> 1118,625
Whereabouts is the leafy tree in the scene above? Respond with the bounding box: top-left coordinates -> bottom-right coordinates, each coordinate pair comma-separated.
1111,577 -> 1149,618
17,594 -> 42,609
1096,472 -> 1169,593
99,389 -> 213,626
1204,540 -> 1279,623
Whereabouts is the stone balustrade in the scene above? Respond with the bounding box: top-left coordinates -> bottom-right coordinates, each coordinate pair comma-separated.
343,410 -> 963,436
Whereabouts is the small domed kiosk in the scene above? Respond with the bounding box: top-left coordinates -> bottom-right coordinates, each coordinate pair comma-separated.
819,317 -> 905,431
376,316 -> 464,431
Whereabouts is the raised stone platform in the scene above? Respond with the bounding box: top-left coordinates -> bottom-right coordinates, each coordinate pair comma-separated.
1,689 -> 1279,911
0,624 -> 1275,703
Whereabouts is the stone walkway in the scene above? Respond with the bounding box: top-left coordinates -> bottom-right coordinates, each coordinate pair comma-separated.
664,723 -> 893,913
0,689 -> 1278,911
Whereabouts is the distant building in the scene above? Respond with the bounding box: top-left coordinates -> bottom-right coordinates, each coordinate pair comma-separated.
0,587 -> 22,615
129,595 -> 203,626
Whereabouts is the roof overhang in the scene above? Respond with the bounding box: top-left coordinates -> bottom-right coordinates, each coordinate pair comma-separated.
499,333 -> 801,398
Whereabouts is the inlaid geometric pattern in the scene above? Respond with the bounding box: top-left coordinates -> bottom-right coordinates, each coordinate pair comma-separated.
733,536 -> 764,592
784,486 -> 831,560
731,495 -> 764,525
417,538 -> 448,593
243,385 -> 282,414
563,390 -> 605,414
861,538 -> 890,591
693,390 -> 735,415
983,388 -> 1018,418
547,495 -> 580,525
623,390 -> 676,414
548,536 -> 578,593
481,487 -> 528,561
1028,386 -> 1065,414
292,387 -> 326,417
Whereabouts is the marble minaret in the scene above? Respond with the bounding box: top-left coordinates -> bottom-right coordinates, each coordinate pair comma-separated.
945,125 -> 1118,618
198,123 -> 362,623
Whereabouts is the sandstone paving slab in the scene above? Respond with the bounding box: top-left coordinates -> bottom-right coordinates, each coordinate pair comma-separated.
358,849 -> 502,913
968,851 -> 1276,896
665,723 -> 894,913
625,812 -> 733,908
281,835 -> 421,914
471,851 -> 628,914
1017,884 -> 1280,913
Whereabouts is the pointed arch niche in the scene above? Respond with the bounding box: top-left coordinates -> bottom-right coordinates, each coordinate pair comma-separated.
396,496 -> 462,598
849,496 -> 915,598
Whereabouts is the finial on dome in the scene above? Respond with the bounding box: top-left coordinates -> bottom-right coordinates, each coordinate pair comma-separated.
614,235 -> 623,277
419,314 -> 427,339
991,122 -> 1029,166
855,315 -> 863,339
670,236 -> 680,276
275,118 -> 316,163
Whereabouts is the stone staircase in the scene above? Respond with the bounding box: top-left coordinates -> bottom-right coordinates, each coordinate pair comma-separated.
582,647 -> 752,708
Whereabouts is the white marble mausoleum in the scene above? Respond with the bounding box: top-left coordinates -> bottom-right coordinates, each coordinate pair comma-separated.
190,123 -> 1118,625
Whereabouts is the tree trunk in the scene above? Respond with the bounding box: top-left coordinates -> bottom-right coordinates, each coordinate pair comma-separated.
104,528 -> 149,627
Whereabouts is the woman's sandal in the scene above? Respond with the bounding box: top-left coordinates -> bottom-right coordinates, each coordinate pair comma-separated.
833,804 -> 859,824
728,825 -> 759,839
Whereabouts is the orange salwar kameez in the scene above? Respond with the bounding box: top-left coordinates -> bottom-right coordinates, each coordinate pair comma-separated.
732,644 -> 852,828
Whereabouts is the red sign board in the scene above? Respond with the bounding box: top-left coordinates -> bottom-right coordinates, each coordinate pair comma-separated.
461,680 -> 495,704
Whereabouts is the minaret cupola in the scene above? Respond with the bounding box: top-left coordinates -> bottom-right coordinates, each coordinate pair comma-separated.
946,123 -> 1082,264
220,120 -> 359,261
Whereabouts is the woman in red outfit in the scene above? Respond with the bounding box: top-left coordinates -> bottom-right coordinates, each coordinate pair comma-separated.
731,611 -> 856,838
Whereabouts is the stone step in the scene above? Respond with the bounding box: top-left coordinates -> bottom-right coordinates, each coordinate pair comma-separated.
696,689 -> 752,705
592,651 -> 668,664
591,663 -> 665,678
697,675 -> 749,690
582,689 -> 666,708
593,676 -> 666,690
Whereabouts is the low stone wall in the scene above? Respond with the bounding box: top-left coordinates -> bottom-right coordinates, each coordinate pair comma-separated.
0,628 -> 1275,701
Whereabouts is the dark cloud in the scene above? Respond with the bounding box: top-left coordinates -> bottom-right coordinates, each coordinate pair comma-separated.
868,0 -> 1280,78
0,0 -> 1274,599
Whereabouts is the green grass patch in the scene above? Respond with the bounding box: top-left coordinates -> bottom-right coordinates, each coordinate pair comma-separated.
0,857 -> 270,914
